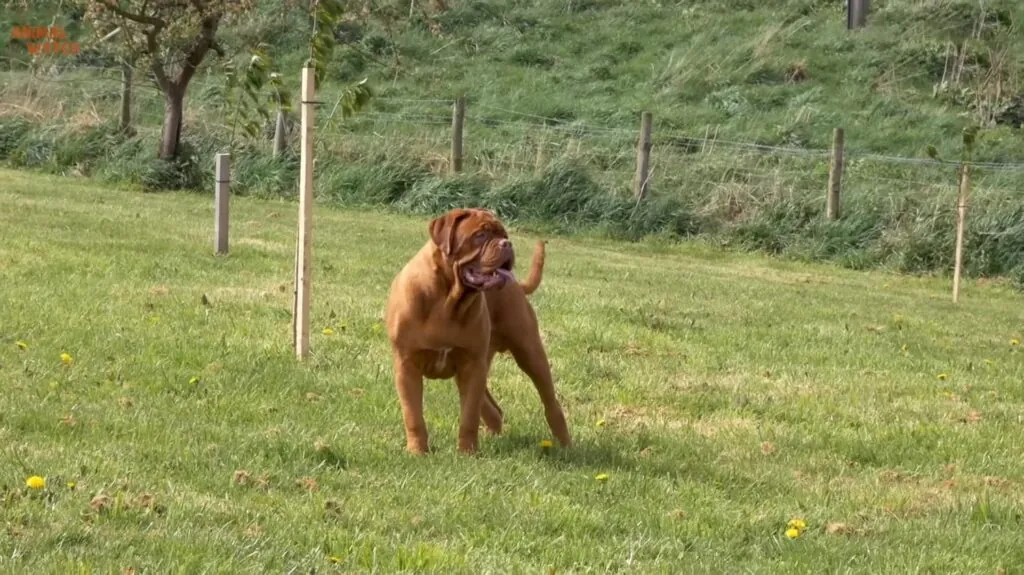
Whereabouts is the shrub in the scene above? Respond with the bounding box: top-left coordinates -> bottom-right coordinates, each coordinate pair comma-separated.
0,117 -> 34,159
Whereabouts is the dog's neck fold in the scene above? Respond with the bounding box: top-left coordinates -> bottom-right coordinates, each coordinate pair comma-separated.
427,244 -> 481,317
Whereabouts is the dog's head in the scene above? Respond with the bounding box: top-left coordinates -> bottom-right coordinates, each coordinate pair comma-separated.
429,208 -> 515,296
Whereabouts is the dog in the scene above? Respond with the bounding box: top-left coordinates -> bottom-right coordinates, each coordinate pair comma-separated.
384,208 -> 572,455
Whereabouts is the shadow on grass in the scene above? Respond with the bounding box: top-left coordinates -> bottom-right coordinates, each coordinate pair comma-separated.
485,427 -> 661,475
485,425 -> 763,491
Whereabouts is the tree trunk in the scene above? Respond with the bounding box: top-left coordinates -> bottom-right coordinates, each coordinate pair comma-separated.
119,62 -> 134,136
159,89 -> 185,159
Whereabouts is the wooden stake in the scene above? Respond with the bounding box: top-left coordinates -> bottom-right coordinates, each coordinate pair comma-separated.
827,127 -> 844,220
119,61 -> 133,135
534,132 -> 546,177
294,66 -> 316,360
451,96 -> 466,173
848,0 -> 870,29
633,111 -> 653,200
273,108 -> 287,157
952,163 -> 970,303
214,152 -> 230,255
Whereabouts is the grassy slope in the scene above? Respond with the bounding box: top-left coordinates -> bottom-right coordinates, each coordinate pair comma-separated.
2,1 -> 1024,282
6,0 -> 1020,157
2,170 -> 1024,572
396,0 -> 1023,158
262,0 -> 1024,159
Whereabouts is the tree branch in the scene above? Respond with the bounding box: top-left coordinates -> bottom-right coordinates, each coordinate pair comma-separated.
174,13 -> 221,90
98,1 -> 170,92
211,39 -> 226,58
145,26 -> 171,93
99,0 -> 165,28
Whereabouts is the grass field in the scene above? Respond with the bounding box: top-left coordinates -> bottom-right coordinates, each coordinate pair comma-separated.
2,169 -> 1024,573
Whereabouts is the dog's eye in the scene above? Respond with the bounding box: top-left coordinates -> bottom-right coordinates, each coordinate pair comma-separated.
473,232 -> 487,244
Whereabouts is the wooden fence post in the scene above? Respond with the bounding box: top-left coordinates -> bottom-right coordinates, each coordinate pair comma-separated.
214,152 -> 230,255
848,0 -> 870,28
119,61 -> 133,135
633,111 -> 653,200
827,127 -> 844,220
451,96 -> 466,174
534,129 -> 546,177
293,66 -> 316,360
273,108 -> 287,157
952,163 -> 970,303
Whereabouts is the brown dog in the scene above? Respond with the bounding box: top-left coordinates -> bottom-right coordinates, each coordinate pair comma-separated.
384,208 -> 572,454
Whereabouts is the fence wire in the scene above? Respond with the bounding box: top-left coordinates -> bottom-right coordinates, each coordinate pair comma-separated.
2,67 -> 1022,209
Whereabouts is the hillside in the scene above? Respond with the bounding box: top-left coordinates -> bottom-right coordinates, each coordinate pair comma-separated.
1,0 -> 1023,281
313,0 -> 1024,157
6,0 -> 1016,155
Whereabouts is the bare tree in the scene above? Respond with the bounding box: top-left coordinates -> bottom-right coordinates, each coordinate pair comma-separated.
82,0 -> 252,159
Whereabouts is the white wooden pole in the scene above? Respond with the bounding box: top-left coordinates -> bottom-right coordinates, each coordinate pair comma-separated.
952,164 -> 970,303
294,67 -> 316,360
214,152 -> 230,255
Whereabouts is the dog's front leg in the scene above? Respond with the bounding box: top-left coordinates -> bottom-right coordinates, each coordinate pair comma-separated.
454,355 -> 489,454
392,353 -> 429,454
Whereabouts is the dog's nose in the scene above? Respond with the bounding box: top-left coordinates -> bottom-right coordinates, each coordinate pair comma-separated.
499,239 -> 512,250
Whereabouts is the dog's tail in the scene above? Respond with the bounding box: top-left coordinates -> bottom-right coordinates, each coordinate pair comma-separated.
518,241 -> 546,295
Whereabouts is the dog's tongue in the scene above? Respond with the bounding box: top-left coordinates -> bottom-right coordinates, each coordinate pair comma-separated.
495,268 -> 515,282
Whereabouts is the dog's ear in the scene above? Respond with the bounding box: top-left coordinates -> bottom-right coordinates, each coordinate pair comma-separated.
429,209 -> 472,256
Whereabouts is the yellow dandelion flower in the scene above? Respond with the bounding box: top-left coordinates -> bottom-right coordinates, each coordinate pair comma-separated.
16,340 -> 28,350
188,377 -> 200,385
60,352 -> 73,365
787,518 -> 807,531
937,373 -> 948,380
1011,339 -> 1020,347
785,527 -> 800,539
25,476 -> 45,490
539,440 -> 553,449
595,473 -> 609,481
328,556 -> 343,564
596,419 -> 606,428
67,481 -> 77,490
322,327 -> 335,336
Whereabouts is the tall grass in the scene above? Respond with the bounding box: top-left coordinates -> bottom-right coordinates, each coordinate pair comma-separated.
0,111 -> 1020,286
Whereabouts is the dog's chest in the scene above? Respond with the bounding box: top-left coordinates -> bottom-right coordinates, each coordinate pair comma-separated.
420,347 -> 457,380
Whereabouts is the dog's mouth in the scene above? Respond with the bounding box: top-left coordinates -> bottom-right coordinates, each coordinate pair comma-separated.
461,254 -> 514,291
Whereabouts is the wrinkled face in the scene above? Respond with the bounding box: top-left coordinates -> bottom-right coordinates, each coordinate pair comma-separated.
429,208 -> 515,292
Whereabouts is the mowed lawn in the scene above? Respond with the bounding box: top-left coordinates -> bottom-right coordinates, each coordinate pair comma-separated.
2,169 -> 1023,574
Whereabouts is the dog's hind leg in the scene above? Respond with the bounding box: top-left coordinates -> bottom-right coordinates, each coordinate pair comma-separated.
479,346 -> 504,435
482,386 -> 503,435
507,328 -> 571,447
454,355 -> 490,454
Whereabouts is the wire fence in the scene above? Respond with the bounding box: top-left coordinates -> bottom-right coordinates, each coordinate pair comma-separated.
2,63 -> 1023,213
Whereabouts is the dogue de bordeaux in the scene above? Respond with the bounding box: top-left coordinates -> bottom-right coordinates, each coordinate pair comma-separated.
384,208 -> 572,454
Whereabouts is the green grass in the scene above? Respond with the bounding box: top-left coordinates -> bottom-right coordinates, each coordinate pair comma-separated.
2,169 -> 1024,572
